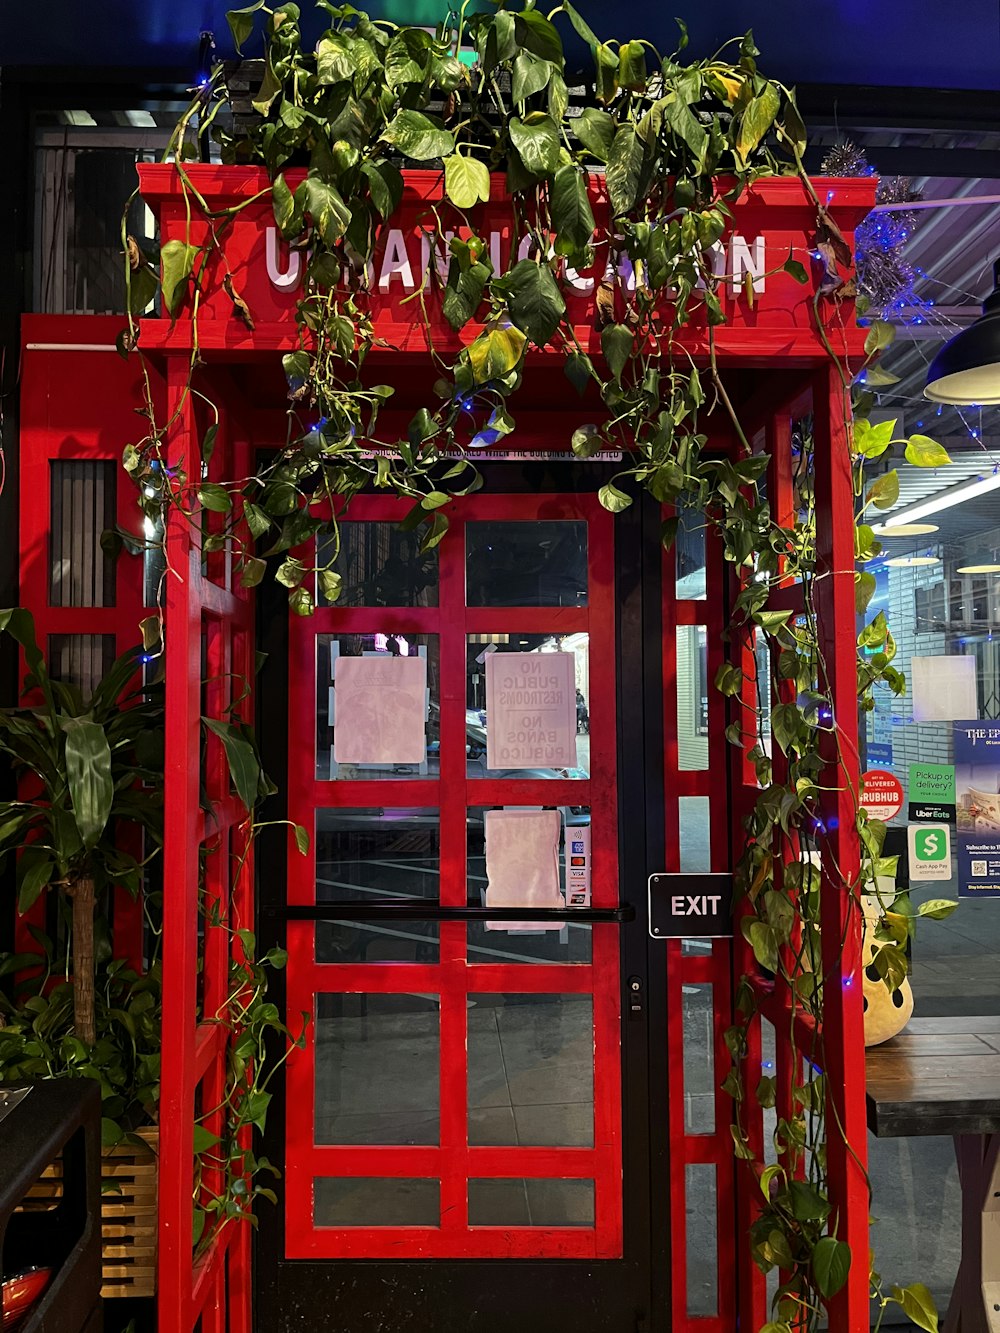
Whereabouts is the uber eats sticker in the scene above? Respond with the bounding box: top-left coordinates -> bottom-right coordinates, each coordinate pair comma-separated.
907,824 -> 951,883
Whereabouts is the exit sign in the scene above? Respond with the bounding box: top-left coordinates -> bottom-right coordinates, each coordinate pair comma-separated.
648,874 -> 734,939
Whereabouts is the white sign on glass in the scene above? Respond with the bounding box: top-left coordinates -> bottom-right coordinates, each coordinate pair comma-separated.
333,654 -> 427,765
485,651 -> 577,770
910,655 -> 977,723
484,808 -> 563,931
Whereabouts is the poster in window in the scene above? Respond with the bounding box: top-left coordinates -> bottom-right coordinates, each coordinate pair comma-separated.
484,808 -> 563,931
953,719 -> 1000,898
911,655 -> 977,722
333,654 -> 427,765
485,651 -> 577,770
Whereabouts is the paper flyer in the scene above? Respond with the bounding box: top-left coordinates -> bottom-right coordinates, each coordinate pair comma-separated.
953,720 -> 1000,898
332,654 -> 427,765
485,651 -> 577,771
484,808 -> 563,931
911,655 -> 977,722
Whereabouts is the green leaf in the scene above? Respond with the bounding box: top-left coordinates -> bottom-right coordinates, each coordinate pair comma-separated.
904,434 -> 951,468
466,326 -> 527,384
192,1125 -> 221,1154
101,1117 -> 125,1149
443,154 -> 491,209
160,239 -> 197,317
499,259 -> 566,346
319,569 -> 342,603
508,115 -> 561,179
289,586 -> 315,617
736,82 -> 780,159
198,482 -> 232,513
239,555 -> 266,589
203,718 -> 260,812
443,259 -> 491,331
788,1180 -> 831,1222
302,176 -> 351,244
384,28 -> 432,88
127,263 -> 158,316
864,320 -> 896,354
606,125 -> 645,215
17,851 -> 53,915
560,0 -> 599,47
593,42 -> 619,103
551,164 -> 595,257
783,257 -> 809,284
512,51 -> 552,104
514,8 -> 563,63
812,1236 -> 851,1300
361,160 -> 404,221
617,40 -> 647,90
854,418 -> 896,459
598,482 -> 632,513
916,898 -> 958,921
282,349 -> 310,382
862,364 -> 900,387
62,717 -> 114,849
601,324 -> 633,382
571,424 -> 601,457
891,1282 -> 939,1333
272,174 -> 303,240
294,824 -> 310,855
226,0 -> 265,54
855,570 -> 876,614
745,920 -> 779,971
383,110 -> 454,161
565,351 -> 594,395
866,469 -> 899,510
572,106 -> 615,162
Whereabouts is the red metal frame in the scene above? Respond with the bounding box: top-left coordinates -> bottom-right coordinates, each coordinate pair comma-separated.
283,491 -> 623,1259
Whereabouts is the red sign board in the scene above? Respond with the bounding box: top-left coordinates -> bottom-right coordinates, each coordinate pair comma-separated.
861,769 -> 905,823
136,165 -> 874,362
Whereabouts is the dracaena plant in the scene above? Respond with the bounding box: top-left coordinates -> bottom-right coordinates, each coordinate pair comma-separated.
0,609 -> 163,1045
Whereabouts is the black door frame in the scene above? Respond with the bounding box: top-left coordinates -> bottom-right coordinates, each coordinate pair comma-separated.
255,465 -> 669,1333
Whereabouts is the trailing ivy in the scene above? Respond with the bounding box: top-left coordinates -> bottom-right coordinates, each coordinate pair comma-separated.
118,3 -> 958,1326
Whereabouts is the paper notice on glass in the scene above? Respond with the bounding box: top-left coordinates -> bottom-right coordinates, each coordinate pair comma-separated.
484,808 -> 563,931
910,655 -> 977,722
485,651 -> 577,771
333,654 -> 426,765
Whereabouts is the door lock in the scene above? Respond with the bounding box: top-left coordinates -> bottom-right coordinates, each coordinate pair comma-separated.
627,975 -> 643,1018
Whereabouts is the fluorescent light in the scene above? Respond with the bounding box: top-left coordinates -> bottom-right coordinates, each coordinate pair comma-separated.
871,522 -> 939,536
956,552 -> 1000,573
884,555 -> 940,567
881,471 -> 1000,528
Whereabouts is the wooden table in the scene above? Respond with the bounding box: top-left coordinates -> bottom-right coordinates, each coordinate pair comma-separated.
866,1016 -> 1000,1333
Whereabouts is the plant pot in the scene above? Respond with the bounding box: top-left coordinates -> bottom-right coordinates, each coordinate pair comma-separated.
20,1126 -> 158,1299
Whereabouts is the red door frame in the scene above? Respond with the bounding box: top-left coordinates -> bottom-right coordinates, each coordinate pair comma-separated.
283,490 -> 623,1259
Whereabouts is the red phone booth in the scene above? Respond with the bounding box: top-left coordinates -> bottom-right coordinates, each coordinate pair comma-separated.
18,166 -> 875,1333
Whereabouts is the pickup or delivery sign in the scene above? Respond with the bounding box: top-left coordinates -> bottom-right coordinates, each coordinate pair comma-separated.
908,763 -> 956,823
907,824 -> 951,882
860,769 -> 904,823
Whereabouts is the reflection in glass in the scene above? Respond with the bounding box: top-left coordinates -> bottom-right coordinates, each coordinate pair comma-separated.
467,993 -> 594,1146
679,797 -> 711,872
676,625 -> 709,771
315,993 -> 439,1145
316,919 -> 438,964
466,521 -> 587,607
682,984 -> 715,1135
676,501 -> 707,600
466,638 -> 589,779
685,1163 -> 719,1316
314,1177 -> 440,1227
315,808 -> 439,905
316,634 -> 439,781
466,807 -> 592,965
468,1178 -> 594,1226
316,522 -> 438,607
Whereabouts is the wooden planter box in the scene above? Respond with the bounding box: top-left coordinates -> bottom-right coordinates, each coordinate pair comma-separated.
20,1125 -> 158,1299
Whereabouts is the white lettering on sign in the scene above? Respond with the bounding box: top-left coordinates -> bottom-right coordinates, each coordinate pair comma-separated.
670,894 -> 724,915
264,227 -> 768,299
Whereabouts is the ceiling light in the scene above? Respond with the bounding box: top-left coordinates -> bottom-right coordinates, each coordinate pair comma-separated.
880,471 -> 1000,527
925,258 -> 1000,403
871,522 -> 939,537
956,551 -> 1000,573
884,555 -> 940,567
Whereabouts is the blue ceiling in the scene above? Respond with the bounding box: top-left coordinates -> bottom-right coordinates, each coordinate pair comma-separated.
3,0 -> 999,92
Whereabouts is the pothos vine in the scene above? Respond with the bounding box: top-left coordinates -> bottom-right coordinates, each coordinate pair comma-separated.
118,2 -> 958,1326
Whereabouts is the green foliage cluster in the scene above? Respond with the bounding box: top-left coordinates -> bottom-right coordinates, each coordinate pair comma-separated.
115,3 -> 959,1325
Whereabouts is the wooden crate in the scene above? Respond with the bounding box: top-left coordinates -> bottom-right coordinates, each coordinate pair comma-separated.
20,1125 -> 158,1299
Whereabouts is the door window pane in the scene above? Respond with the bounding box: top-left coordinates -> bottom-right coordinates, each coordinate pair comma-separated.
685,1163 -> 719,1316
467,993 -> 594,1146
317,633 -> 439,781
682,983 -> 715,1134
315,1178 -> 440,1227
679,796 -> 711,872
466,521 -> 587,607
316,919 -> 439,964
467,637 -> 589,779
676,625 -> 709,770
315,993 -> 439,1145
468,1178 -> 594,1226
675,501 -> 707,600
316,522 -> 438,606
315,808 -> 440,905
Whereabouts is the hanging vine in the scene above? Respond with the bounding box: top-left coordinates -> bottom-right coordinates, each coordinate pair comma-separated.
118,3 -> 957,1326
